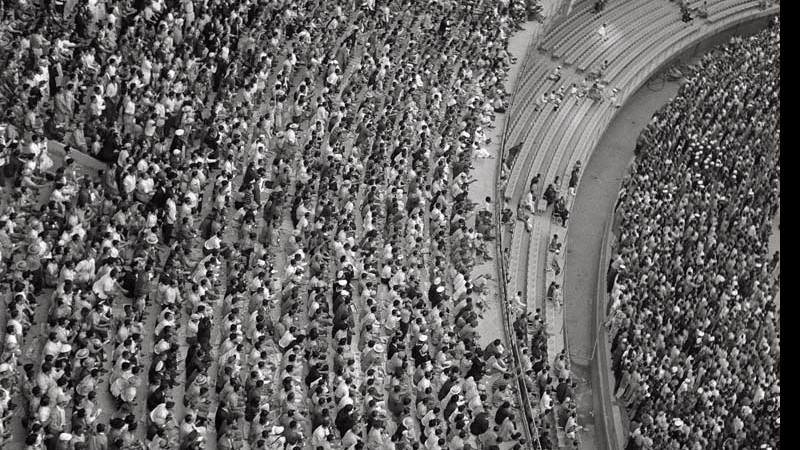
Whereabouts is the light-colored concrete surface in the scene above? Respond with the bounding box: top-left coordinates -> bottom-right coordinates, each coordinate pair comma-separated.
564,79 -> 681,360
470,20 -> 540,349
470,0 -> 565,348
768,207 -> 780,308
563,78 -> 681,450
501,4 -> 779,450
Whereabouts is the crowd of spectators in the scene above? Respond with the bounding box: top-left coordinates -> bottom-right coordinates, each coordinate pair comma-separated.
0,0 -> 559,449
607,18 -> 780,450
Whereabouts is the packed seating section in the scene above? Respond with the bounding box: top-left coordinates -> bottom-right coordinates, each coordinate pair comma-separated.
0,0 -> 549,449
608,19 -> 779,450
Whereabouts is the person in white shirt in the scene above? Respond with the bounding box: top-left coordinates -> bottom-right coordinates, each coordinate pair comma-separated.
279,327 -> 296,350
119,168 -> 136,199
92,268 -> 127,300
162,196 -> 177,244
149,401 -> 174,429
203,232 -> 222,255
133,175 -> 153,204
509,290 -> 526,317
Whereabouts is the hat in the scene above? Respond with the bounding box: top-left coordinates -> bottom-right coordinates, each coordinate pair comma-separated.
195,375 -> 209,386
436,286 -> 445,293
289,123 -> 299,129
59,433 -> 73,441
14,260 -> 28,272
372,343 -> 384,353
419,334 -> 428,342
145,234 -> 159,245
76,349 -> 90,360
28,241 -> 46,256
337,279 -> 347,286
271,426 -> 285,434
154,340 -> 170,354
175,129 -> 185,136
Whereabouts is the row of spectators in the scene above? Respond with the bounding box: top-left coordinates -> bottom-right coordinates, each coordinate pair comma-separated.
608,17 -> 779,450
0,0 -> 555,450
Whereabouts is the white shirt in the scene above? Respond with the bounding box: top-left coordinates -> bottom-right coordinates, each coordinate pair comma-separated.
279,330 -> 295,348
166,199 -> 177,224
150,403 -> 169,427
92,273 -> 116,299
137,177 -> 154,194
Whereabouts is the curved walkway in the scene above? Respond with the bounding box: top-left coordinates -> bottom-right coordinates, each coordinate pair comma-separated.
503,2 -> 780,361
561,15 -> 779,450
564,78 -> 682,450
497,1 -> 780,449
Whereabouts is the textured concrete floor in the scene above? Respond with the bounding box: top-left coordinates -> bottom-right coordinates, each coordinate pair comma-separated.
563,78 -> 681,450
564,73 -> 781,450
470,19 -> 541,350
471,0 -> 565,351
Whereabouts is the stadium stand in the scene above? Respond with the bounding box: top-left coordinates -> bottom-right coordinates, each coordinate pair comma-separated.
497,0 -> 778,448
0,0 -> 549,449
608,19 -> 779,450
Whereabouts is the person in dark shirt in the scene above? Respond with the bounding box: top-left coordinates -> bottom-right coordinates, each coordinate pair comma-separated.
556,379 -> 577,404
468,350 -> 486,382
335,404 -> 356,436
470,411 -> 490,436
494,401 -> 513,425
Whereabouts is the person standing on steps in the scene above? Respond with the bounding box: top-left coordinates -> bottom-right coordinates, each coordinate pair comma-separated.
529,172 -> 541,198
547,66 -> 562,83
768,250 -> 779,273
543,183 -> 557,210
598,23 -> 608,41
509,291 -> 526,318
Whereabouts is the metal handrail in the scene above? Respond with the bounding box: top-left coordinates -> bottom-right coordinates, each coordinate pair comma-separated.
494,8 -> 550,450
492,3 -> 590,448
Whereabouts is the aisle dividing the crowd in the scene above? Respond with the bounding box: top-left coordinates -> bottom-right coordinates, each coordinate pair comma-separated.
767,207 -> 779,308
470,19 -> 539,353
565,73 -> 683,450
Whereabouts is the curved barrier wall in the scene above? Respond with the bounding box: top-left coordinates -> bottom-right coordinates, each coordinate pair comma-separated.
591,12 -> 778,450
495,6 -> 779,450
493,21 -> 545,450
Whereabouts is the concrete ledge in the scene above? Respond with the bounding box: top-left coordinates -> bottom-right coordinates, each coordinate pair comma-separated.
594,216 -> 623,450
498,5 -> 779,450
586,10 -> 779,450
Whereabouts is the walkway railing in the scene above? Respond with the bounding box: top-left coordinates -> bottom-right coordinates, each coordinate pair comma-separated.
493,3 -> 594,448
494,11 -> 552,450
594,213 -> 623,450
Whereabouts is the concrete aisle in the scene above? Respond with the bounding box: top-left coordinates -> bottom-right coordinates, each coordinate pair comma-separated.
768,208 -> 780,308
469,19 -> 539,349
470,0 -> 563,350
562,78 -> 681,450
